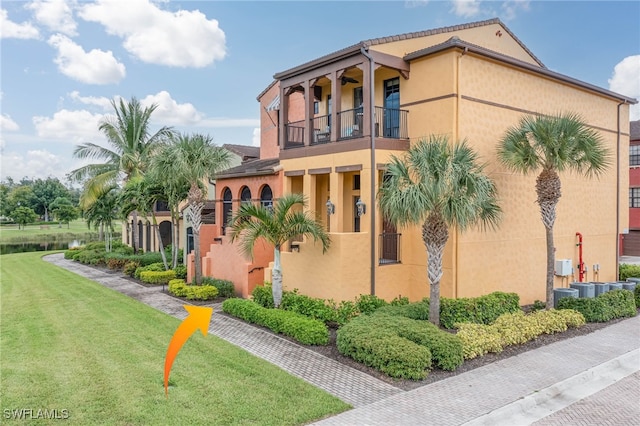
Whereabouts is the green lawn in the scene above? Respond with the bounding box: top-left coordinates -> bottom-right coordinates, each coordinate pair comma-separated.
0,252 -> 349,425
0,220 -> 120,244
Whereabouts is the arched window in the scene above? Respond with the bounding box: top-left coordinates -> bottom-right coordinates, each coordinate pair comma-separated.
240,186 -> 252,204
260,185 -> 273,208
222,188 -> 232,235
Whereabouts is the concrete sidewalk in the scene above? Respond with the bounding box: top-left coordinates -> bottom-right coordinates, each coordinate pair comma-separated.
45,253 -> 640,425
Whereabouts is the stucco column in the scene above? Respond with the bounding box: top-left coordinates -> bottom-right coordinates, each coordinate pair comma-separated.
279,84 -> 288,148
329,171 -> 343,233
360,166 -> 373,237
330,70 -> 341,141
361,61 -> 372,139
303,79 -> 313,146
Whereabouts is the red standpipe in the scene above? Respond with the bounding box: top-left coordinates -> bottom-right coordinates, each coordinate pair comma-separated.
576,232 -> 584,282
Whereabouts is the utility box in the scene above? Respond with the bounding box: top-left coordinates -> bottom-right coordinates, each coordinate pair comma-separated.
555,259 -> 572,276
554,288 -> 579,308
570,282 -> 595,298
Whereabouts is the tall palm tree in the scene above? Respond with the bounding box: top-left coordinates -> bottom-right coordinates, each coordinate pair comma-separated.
497,112 -> 609,308
162,133 -> 230,284
228,193 -> 331,307
69,97 -> 174,253
378,136 -> 501,325
84,186 -> 120,252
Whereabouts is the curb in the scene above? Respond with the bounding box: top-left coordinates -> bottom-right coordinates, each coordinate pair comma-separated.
463,348 -> 640,425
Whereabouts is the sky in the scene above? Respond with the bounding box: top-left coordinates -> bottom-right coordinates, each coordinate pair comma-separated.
1,0 -> 639,184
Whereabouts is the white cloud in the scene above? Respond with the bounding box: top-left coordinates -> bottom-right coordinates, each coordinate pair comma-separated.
0,149 -> 68,181
26,0 -> 77,36
609,55 -> 640,121
252,128 -> 260,147
68,91 -> 115,110
0,8 -> 40,39
48,33 -> 126,84
405,1 -> 429,8
450,0 -> 481,18
140,91 -> 202,125
79,0 -> 226,68
501,0 -> 529,21
1,115 -> 19,131
33,109 -> 104,142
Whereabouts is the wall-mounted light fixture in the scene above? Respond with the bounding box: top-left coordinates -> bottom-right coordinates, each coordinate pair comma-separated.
356,197 -> 366,216
326,199 -> 335,215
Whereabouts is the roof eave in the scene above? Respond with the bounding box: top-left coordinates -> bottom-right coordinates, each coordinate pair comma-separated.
404,38 -> 637,105
273,43 -> 365,80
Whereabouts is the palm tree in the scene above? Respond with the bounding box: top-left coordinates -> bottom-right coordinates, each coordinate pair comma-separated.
84,186 -> 120,251
69,97 -> 174,253
161,133 -> 230,284
228,193 -> 331,308
378,136 -> 501,325
497,112 -> 609,309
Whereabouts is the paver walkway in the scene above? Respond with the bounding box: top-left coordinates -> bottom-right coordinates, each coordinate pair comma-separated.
45,253 -> 640,425
44,254 -> 401,408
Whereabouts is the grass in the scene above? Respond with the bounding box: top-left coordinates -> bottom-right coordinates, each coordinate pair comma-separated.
0,220 -> 120,244
0,252 -> 350,425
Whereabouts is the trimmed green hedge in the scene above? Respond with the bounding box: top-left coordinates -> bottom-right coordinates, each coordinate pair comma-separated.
337,313 -> 463,379
619,264 -> 640,281
169,279 -> 218,300
222,298 -> 329,345
557,290 -> 637,322
635,285 -> 640,309
456,309 -> 586,359
201,277 -> 235,298
140,270 -> 176,285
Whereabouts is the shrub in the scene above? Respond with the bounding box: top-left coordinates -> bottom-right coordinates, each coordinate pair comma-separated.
222,299 -> 328,345
201,277 -> 235,298
619,263 -> 640,281
64,249 -> 80,259
557,290 -> 636,322
635,285 -> 640,309
134,262 -> 165,280
456,309 -> 586,360
337,314 -> 434,380
355,294 -> 388,315
169,279 -> 218,300
74,249 -> 104,265
252,284 -> 274,308
105,253 -> 128,270
438,292 -> 520,329
530,300 -> 546,312
281,289 -> 337,324
123,261 -> 140,277
140,270 -> 176,285
174,265 -> 187,280
390,296 -> 410,306
327,299 -> 359,326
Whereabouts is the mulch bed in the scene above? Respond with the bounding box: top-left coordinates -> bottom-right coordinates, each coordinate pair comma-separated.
81,262 -> 637,391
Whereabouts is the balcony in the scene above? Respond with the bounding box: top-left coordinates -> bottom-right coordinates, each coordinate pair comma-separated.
284,107 -> 408,150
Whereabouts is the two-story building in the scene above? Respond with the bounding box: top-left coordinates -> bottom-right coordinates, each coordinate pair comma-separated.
261,18 -> 634,305
623,120 -> 640,255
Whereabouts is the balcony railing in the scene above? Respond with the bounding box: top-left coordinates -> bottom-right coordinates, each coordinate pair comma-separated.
283,107 -> 408,149
379,233 -> 401,264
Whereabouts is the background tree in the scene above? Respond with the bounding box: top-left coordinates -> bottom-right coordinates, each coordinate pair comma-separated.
229,193 -> 331,307
31,178 -> 68,222
379,136 -> 501,325
69,97 -> 174,253
12,206 -> 38,230
497,112 -> 609,309
4,185 -> 37,218
159,134 -> 230,284
50,197 -> 79,228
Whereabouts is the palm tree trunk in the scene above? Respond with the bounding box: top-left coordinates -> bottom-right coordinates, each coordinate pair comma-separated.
152,211 -> 169,270
545,225 -> 555,309
272,247 -> 283,308
132,211 -> 139,254
422,214 -> 448,326
99,222 -> 104,241
186,199 -> 205,285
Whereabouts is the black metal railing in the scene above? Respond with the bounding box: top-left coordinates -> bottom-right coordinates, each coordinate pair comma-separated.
284,120 -> 305,149
374,107 -> 408,139
379,233 -> 401,264
337,107 -> 364,140
311,114 -> 331,145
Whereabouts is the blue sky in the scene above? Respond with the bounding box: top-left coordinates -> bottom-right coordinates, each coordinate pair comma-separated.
1,0 -> 639,183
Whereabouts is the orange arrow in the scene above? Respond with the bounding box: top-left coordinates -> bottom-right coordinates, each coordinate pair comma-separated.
164,305 -> 213,397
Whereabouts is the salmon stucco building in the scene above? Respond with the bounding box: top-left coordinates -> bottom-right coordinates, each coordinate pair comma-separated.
254,18 -> 636,305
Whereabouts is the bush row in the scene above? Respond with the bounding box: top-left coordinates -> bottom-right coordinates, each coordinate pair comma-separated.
201,277 -> 235,298
635,285 -> 640,309
619,263 -> 640,281
557,290 -> 637,322
337,313 -> 464,380
222,298 -> 329,345
169,279 -> 219,300
140,270 -> 176,285
456,309 -> 586,360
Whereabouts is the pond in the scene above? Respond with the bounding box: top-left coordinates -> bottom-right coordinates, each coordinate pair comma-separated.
1,240 -> 86,255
